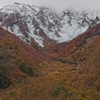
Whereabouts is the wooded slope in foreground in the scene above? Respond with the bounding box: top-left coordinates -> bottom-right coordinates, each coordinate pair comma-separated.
0,24 -> 100,100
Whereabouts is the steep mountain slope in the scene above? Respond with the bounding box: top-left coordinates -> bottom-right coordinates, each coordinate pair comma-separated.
0,20 -> 100,100
46,23 -> 100,59
0,26 -> 50,89
46,23 -> 100,94
0,2 -> 100,49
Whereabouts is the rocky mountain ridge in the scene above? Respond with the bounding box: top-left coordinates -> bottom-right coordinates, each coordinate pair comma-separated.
0,2 -> 100,49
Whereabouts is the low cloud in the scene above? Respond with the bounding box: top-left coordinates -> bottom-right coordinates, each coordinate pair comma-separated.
0,0 -> 100,11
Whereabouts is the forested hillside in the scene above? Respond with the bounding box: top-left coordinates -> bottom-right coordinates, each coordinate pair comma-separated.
0,24 -> 100,100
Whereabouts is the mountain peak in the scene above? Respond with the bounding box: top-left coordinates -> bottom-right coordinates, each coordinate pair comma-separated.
0,2 -> 39,14
0,3 -> 100,49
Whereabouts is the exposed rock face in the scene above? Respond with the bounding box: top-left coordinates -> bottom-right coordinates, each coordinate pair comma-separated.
0,3 -> 100,49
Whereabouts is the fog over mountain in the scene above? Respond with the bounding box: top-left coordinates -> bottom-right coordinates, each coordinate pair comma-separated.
0,0 -> 100,11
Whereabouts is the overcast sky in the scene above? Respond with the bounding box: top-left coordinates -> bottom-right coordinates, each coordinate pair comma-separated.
0,0 -> 100,11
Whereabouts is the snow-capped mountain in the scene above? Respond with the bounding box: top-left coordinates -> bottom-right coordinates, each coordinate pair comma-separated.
0,2 -> 100,48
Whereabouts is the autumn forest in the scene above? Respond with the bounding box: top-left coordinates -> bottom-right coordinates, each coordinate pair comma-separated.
0,23 -> 100,100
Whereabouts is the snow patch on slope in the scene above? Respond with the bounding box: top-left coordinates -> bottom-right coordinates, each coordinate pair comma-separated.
0,3 -> 100,47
